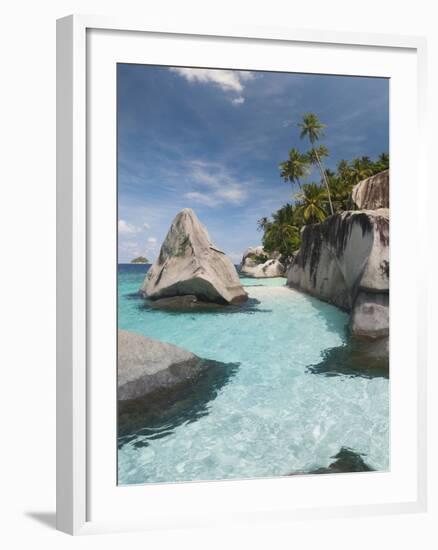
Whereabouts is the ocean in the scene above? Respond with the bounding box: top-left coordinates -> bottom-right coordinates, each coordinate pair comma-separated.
117,263 -> 389,484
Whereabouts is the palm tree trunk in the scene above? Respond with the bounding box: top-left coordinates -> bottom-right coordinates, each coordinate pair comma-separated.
314,151 -> 334,215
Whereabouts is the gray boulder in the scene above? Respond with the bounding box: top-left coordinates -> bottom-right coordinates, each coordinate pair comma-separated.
240,246 -> 285,278
352,170 -> 389,210
141,208 -> 247,305
287,209 -> 389,339
118,330 -> 209,401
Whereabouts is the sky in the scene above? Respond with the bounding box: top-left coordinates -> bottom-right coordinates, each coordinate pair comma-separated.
117,64 -> 389,264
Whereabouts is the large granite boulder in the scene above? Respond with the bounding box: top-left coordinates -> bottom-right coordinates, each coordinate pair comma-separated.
141,209 -> 247,305
287,209 -> 389,339
118,329 -> 239,402
118,330 -> 204,402
118,330 -> 239,436
240,246 -> 285,278
352,170 -> 389,210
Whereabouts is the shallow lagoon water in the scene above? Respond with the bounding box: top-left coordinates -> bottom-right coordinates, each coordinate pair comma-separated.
118,264 -> 389,484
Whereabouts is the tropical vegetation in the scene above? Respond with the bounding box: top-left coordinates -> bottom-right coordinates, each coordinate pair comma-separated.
258,113 -> 389,261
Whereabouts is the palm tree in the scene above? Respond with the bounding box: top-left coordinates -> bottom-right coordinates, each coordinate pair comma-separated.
306,145 -> 329,166
279,148 -> 310,190
273,203 -> 297,226
350,158 -> 373,186
327,173 -> 352,213
257,216 -> 270,232
337,159 -> 352,185
298,113 -> 334,215
295,183 -> 328,224
265,221 -> 300,256
375,152 -> 389,172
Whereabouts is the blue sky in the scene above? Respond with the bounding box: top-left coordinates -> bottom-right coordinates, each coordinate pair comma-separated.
117,64 -> 388,263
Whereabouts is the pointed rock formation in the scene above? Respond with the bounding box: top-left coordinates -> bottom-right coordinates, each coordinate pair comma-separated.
141,208 -> 248,305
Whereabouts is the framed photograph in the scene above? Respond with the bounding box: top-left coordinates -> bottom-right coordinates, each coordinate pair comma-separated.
57,15 -> 427,535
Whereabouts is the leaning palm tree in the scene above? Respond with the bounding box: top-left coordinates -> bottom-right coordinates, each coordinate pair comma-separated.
295,182 -> 328,224
306,145 -> 329,166
298,113 -> 334,215
327,173 -> 352,213
279,148 -> 310,190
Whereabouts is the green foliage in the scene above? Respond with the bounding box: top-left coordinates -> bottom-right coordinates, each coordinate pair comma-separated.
298,113 -> 326,144
279,148 -> 309,190
306,145 -> 329,164
246,252 -> 269,264
261,151 -> 389,258
259,203 -> 301,258
327,155 -> 389,213
297,114 -> 334,214
265,112 -> 389,260
295,183 -> 328,224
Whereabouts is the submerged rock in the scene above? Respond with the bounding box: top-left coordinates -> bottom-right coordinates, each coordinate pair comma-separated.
308,336 -> 389,378
240,246 -> 285,278
141,208 -> 247,305
287,209 -> 389,339
352,169 -> 389,210
289,447 -> 373,475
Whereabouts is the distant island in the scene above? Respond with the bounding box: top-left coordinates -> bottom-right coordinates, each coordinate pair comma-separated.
130,256 -> 149,264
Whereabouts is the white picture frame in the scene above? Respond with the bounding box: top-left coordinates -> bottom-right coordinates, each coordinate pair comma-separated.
56,14 -> 428,535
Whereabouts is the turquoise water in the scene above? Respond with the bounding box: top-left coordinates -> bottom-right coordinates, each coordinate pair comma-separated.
118,264 -> 389,484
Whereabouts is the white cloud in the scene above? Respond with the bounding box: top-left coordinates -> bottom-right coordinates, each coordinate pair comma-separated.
118,240 -> 143,260
119,235 -> 160,262
143,222 -> 151,229
215,187 -> 246,202
182,161 -> 249,207
184,191 -> 218,207
169,67 -> 254,104
118,219 -> 142,235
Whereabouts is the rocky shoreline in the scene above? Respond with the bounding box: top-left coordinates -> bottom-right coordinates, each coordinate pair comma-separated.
239,246 -> 286,278
119,171 -> 390,473
287,170 -> 389,341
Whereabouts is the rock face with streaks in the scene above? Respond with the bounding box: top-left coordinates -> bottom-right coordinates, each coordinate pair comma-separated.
240,246 -> 285,278
287,209 -> 389,339
141,208 -> 247,305
352,170 -> 389,210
